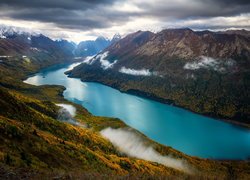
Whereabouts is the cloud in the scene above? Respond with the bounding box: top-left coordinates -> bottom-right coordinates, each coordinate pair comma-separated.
56,104 -> 85,127
100,127 -> 192,173
119,67 -> 154,76
97,51 -> 117,70
0,0 -> 117,10
137,0 -> 250,19
0,0 -> 249,42
82,55 -> 96,64
83,51 -> 117,69
168,14 -> 250,30
56,104 -> 76,117
0,0 -> 134,31
183,56 -> 236,72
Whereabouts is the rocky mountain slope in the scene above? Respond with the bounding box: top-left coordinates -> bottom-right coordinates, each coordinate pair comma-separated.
68,28 -> 250,126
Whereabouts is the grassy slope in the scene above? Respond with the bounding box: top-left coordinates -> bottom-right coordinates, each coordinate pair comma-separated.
0,57 -> 250,179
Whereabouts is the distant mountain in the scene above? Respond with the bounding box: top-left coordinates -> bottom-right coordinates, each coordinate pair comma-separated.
0,25 -> 39,38
68,28 -> 250,126
0,26 -> 76,59
55,39 -> 77,56
75,34 -> 121,57
111,33 -> 122,43
0,25 -> 121,58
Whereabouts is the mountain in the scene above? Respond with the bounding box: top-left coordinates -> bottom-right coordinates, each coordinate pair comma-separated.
0,26 -> 81,93
55,39 -> 76,56
0,25 -> 77,56
75,34 -> 121,57
111,33 -> 122,43
0,26 -> 38,38
68,28 -> 250,126
0,26 -> 78,74
0,25 -> 121,59
1,25 -> 250,178
1,32 -> 250,179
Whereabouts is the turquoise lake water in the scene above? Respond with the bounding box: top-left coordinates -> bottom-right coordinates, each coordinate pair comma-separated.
24,62 -> 250,159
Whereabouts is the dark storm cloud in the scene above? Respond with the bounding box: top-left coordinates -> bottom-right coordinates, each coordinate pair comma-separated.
0,0 -> 249,31
5,8 -> 111,30
0,6 -> 137,30
136,0 -> 250,19
210,0 -> 250,5
0,0 -> 116,10
0,0 -> 133,30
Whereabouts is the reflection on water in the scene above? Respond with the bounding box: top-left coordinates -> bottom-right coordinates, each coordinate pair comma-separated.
24,62 -> 250,159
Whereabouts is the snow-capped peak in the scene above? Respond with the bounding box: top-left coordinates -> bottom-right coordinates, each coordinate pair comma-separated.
111,33 -> 121,43
0,25 -> 40,38
55,38 -> 66,42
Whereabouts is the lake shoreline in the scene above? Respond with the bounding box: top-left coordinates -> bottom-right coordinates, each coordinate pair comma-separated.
68,76 -> 250,130
24,62 -> 250,159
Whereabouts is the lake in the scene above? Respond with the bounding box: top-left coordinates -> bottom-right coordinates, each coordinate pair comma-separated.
24,62 -> 250,159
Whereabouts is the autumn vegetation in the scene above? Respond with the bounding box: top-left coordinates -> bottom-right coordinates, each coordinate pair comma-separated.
0,40 -> 249,179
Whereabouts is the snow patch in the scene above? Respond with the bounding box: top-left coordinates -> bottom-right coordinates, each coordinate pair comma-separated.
0,35 -> 6,39
30,47 -> 40,51
101,128 -> 192,173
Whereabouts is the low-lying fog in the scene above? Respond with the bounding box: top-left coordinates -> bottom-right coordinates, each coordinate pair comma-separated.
101,127 -> 192,173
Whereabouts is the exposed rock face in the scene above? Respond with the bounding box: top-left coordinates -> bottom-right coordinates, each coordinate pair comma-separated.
103,28 -> 249,71
68,29 -> 250,125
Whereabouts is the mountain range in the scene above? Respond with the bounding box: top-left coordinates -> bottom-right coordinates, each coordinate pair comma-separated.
68,28 -> 250,126
0,26 -> 250,178
0,26 -> 75,59
74,34 -> 121,57
0,25 -> 121,59
1,26 -> 248,125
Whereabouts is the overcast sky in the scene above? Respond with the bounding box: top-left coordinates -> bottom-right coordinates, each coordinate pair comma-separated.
0,0 -> 249,43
